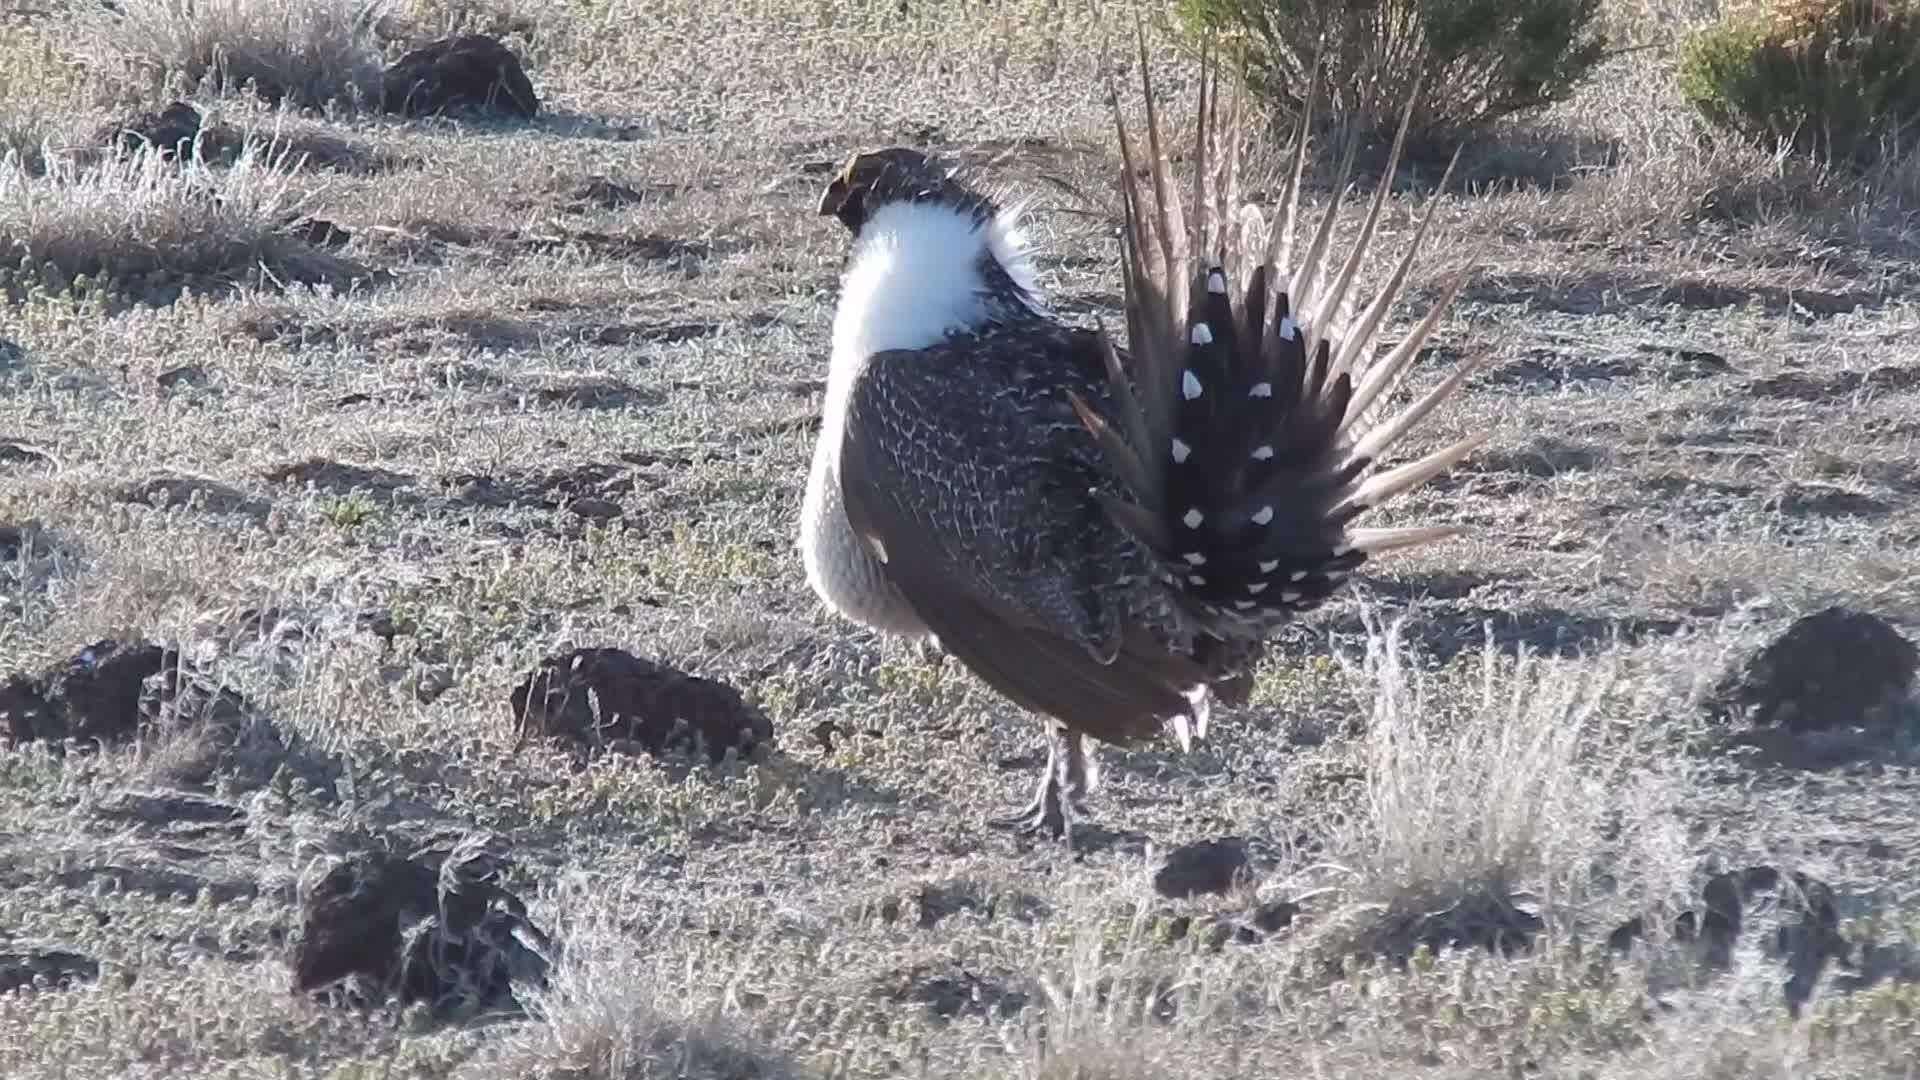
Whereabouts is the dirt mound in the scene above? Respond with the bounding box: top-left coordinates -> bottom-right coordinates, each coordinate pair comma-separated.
509,647 -> 774,764
1711,606 -> 1916,733
383,34 -> 539,119
0,640 -> 182,747
99,101 -> 207,160
292,839 -> 551,1015
0,638 -> 334,795
1153,838 -> 1252,899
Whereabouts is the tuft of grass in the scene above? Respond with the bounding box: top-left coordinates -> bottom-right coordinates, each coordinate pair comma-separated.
324,493 -> 381,529
470,878 -> 806,1080
0,139 -> 372,306
75,0 -> 389,110
1306,614 -> 1701,957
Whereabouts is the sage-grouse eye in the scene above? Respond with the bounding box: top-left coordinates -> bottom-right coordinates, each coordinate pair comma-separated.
800,28 -> 1488,842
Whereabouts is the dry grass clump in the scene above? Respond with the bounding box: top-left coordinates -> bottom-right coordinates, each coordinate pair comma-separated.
0,22 -> 95,172
0,140 -> 371,306
1295,615 -> 1702,960
74,0 -> 388,110
468,879 -> 806,1080
0,108 -> 55,176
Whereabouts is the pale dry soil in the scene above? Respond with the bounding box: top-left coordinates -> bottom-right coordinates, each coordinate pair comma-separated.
3,4 -> 1920,1078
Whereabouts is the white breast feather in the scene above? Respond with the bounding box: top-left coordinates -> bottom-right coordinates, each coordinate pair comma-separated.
800,198 -> 1043,635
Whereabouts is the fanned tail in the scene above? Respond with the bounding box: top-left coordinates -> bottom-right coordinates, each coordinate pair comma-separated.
1075,16 -> 1488,626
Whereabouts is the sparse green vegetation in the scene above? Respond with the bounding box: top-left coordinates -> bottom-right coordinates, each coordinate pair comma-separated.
2,0 -> 1918,1077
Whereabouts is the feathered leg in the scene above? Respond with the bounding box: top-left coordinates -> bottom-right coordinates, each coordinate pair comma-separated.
989,724 -> 1097,841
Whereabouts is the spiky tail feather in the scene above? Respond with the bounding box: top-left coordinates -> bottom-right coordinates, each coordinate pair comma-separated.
1072,18 -> 1488,625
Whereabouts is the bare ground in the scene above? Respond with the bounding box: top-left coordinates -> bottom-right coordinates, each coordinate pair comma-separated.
3,1 -> 1920,1077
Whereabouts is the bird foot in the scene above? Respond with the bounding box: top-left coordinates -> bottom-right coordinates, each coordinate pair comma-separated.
986,768 -> 1089,842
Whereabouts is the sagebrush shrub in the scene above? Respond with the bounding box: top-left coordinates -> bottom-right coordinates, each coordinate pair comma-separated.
1678,0 -> 1920,169
1173,0 -> 1609,151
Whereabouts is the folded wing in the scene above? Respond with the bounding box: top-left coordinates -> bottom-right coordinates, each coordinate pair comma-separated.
835,335 -> 1207,746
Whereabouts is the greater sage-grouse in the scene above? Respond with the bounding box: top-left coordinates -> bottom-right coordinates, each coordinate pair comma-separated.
801,37 -> 1485,840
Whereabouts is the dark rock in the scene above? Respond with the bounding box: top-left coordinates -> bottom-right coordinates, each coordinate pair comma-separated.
292,841 -> 551,1014
1153,838 -> 1250,899
1711,606 -> 1917,732
102,101 -> 204,159
509,647 -> 773,763
1380,890 -> 1545,963
0,949 -> 100,993
566,176 -> 647,211
0,521 -> 49,560
1246,898 -> 1299,937
876,962 -> 1028,1021
288,216 -> 351,249
0,440 -> 51,466
381,34 -> 539,119
155,364 -> 210,389
0,674 -> 59,746
565,496 -> 621,521
95,791 -> 245,828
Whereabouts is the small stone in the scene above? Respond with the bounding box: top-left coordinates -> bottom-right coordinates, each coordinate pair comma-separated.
566,496 -> 621,521
288,217 -> 351,249
156,364 -> 210,389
